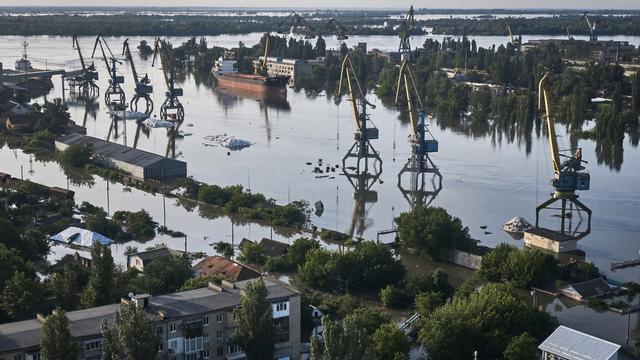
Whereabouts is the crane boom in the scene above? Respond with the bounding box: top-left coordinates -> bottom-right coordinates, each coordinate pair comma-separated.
152,38 -> 170,87
255,33 -> 270,75
538,73 -> 561,175
72,35 -> 86,71
122,39 -> 140,86
395,59 -> 423,138
506,24 -> 515,44
91,36 -> 112,73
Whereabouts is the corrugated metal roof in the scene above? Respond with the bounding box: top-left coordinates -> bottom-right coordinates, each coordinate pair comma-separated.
539,325 -> 621,360
193,256 -> 260,282
57,133 -> 185,168
51,226 -> 113,247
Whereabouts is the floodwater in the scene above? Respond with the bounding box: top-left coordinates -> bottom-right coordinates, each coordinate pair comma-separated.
1,33 -> 640,345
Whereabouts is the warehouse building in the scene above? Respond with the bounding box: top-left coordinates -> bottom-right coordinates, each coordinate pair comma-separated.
55,133 -> 186,181
253,57 -> 324,87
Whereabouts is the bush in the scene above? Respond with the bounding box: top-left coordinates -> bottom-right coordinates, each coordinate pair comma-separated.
379,285 -> 409,309
479,244 -> 557,288
395,207 -> 477,260
59,143 -> 92,168
238,241 -> 265,265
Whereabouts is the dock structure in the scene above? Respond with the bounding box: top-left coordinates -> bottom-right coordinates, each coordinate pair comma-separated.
55,133 -> 187,181
524,227 -> 577,253
611,257 -> 640,271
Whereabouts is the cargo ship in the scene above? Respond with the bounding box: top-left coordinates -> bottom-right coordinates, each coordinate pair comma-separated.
211,51 -> 289,95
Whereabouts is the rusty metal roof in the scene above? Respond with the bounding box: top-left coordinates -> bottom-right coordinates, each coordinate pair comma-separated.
193,256 -> 260,282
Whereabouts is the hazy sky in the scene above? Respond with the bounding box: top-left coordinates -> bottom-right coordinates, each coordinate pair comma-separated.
2,0 -> 639,9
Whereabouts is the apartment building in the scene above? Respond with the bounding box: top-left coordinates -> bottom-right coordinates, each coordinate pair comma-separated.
0,277 -> 301,360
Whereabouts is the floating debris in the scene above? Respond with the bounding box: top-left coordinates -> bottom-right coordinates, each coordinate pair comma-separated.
204,134 -> 252,150
109,110 -> 148,120
502,217 -> 533,234
480,225 -> 487,229
144,118 -> 174,128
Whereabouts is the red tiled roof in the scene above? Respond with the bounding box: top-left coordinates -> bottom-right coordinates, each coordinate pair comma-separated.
193,256 -> 260,282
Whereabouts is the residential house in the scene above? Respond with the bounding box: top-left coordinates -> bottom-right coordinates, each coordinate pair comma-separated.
0,277 -> 302,360
193,256 -> 260,282
539,325 -> 621,360
259,238 -> 290,258
559,278 -> 615,302
127,247 -> 186,272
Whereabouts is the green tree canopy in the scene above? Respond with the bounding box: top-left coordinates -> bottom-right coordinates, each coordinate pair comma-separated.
40,309 -> 77,360
310,316 -> 372,360
238,241 -> 266,265
233,278 -> 276,360
1,271 -> 42,320
81,241 -> 115,307
372,322 -> 411,360
503,332 -> 538,360
395,207 -> 476,260
479,244 -> 557,288
101,303 -> 158,360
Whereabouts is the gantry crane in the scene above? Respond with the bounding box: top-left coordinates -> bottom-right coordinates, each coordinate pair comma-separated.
398,6 -> 416,57
69,35 -> 99,92
536,73 -> 592,238
395,59 -> 442,209
582,12 -> 598,42
277,11 -> 316,39
326,18 -> 348,41
91,35 -> 125,107
152,38 -> 184,122
122,39 -> 153,114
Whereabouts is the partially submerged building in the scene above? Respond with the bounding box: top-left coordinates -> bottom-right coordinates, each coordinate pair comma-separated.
55,133 -> 187,181
0,277 -> 302,360
539,325 -> 621,360
127,247 -> 186,272
559,278 -> 615,302
50,226 -> 113,248
253,57 -> 324,87
524,227 -> 577,253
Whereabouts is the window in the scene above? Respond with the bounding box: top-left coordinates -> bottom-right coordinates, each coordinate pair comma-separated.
204,334 -> 210,343
169,339 -> 179,350
215,313 -> 223,323
203,350 -> 210,359
216,330 -> 223,339
184,337 -> 203,353
13,356 -> 21,360
169,323 -> 176,333
158,342 -> 163,352
203,316 -> 209,326
275,301 -> 288,311
217,346 -> 224,356
157,326 -> 163,335
83,339 -> 102,351
228,344 -> 242,354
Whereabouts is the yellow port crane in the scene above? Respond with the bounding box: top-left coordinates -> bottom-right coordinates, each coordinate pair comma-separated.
91,35 -> 125,107
255,32 -> 271,76
398,6 -> 416,56
152,38 -> 184,122
582,12 -> 598,41
122,39 -> 153,114
277,11 -> 316,39
338,54 -> 382,238
536,73 -> 591,237
505,24 -> 521,49
395,59 -> 441,208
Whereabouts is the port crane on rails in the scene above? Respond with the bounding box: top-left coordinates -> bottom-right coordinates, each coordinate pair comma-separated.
505,24 -> 521,50
398,6 -> 416,57
338,54 -> 382,238
91,35 -> 126,108
255,32 -> 271,76
536,73 -> 592,238
152,38 -> 184,122
122,39 -> 153,115
277,11 -> 316,39
395,59 -> 442,209
69,35 -> 99,94
326,17 -> 348,44
582,12 -> 598,41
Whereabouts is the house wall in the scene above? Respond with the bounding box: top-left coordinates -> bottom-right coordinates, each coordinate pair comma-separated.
524,232 -> 577,253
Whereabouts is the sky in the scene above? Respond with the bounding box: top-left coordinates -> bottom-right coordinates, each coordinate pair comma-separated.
1,0 -> 639,9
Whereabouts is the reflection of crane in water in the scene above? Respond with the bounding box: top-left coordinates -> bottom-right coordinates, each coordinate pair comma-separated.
152,38 -> 184,122
536,73 -> 592,238
395,59 -> 442,209
122,39 -> 153,114
91,35 -> 125,108
338,54 -> 382,238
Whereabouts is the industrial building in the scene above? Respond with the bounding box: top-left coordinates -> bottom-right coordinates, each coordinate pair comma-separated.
523,227 -> 578,253
539,326 -> 621,360
0,277 -> 302,360
252,57 -> 323,87
521,39 -> 636,62
55,133 -> 187,181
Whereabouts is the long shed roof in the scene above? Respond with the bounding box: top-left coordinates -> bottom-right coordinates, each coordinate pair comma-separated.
539,325 -> 621,360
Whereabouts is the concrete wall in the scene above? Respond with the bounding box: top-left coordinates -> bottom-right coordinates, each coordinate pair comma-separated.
449,250 -> 483,270
524,232 -> 577,253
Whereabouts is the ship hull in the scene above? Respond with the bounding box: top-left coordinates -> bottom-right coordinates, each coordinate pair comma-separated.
212,71 -> 289,96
